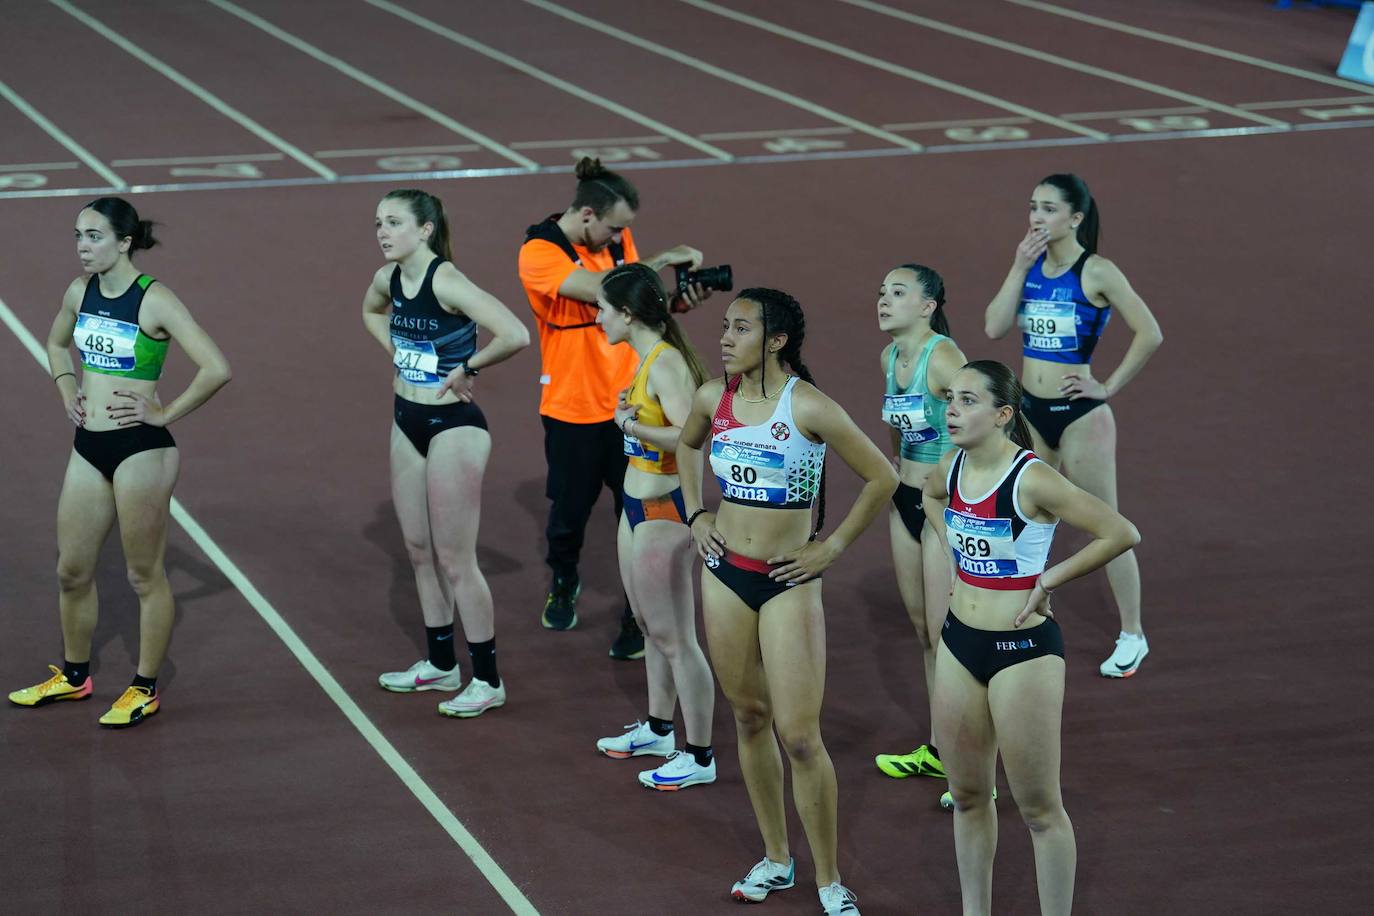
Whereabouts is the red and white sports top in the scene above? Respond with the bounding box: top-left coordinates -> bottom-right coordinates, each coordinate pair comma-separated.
944,448 -> 1056,590
709,376 -> 826,509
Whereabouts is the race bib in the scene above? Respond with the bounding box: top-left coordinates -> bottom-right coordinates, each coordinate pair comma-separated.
1019,299 -> 1078,353
944,509 -> 1018,577
710,439 -> 787,504
75,313 -> 138,372
624,433 -> 660,462
393,336 -> 442,387
882,393 -> 937,445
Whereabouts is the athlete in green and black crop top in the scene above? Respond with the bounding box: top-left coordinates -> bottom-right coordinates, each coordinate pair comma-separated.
871,264 -> 967,786
7,197 -> 230,729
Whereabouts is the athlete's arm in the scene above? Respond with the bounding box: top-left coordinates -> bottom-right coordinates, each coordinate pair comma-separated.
110,284 -> 231,428
985,228 -> 1049,339
361,266 -> 394,355
433,263 -> 530,374
768,385 -> 899,583
1011,462 -> 1140,626
619,349 -> 698,454
47,278 -> 86,426
1061,256 -> 1163,400
927,337 -> 967,397
879,343 -> 901,459
679,379 -> 727,560
921,450 -> 954,544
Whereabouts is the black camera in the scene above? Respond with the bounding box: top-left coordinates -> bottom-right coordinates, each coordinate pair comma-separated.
674,263 -> 733,297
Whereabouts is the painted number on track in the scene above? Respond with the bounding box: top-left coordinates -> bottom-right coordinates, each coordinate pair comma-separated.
763,137 -> 847,153
944,126 -> 1030,143
0,173 -> 47,189
570,146 -> 661,162
1118,115 -> 1209,132
377,155 -> 463,171
170,163 -> 263,178
1300,104 -> 1374,121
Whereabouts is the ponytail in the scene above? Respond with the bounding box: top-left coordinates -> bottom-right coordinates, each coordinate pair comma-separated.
897,263 -> 951,336
662,316 -> 709,387
382,189 -> 453,261
1038,173 -> 1100,254
84,197 -> 159,255
571,157 -> 640,216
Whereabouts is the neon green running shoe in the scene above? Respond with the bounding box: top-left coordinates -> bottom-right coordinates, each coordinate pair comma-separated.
875,744 -> 945,779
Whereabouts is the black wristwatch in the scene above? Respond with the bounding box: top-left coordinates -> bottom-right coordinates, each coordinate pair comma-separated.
460,362 -> 479,378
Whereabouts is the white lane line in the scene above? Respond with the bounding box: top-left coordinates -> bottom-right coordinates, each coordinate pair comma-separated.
3,117 -> 1372,201
0,161 -> 80,172
111,153 -> 285,166
1241,95 -> 1374,111
316,144 -> 482,159
834,0 -> 1288,128
1005,0 -> 1374,97
0,78 -> 126,188
883,115 -> 1030,130
207,0 -> 539,170
48,0 -> 335,180
678,0 -> 1108,140
0,294 -> 540,916
364,0 -> 734,162
701,125 -> 855,141
518,0 -> 924,152
512,134 -> 669,149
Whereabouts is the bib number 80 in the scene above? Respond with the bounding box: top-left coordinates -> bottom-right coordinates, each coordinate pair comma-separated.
729,465 -> 758,484
955,533 -> 992,558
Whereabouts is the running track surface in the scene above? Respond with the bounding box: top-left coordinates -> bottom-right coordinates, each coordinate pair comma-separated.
2,2 -> 1371,914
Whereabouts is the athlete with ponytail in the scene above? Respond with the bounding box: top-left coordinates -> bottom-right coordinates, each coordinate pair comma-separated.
363,189 -> 529,718
921,360 -> 1138,916
592,263 -> 717,791
984,174 -> 1162,677
9,197 -> 231,727
871,264 -> 966,784
677,289 -> 897,916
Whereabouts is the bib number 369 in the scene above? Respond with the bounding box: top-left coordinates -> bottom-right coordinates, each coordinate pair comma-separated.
955,532 -> 992,558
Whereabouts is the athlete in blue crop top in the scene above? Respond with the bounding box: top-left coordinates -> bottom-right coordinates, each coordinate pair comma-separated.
676,288 -> 896,915
922,360 -> 1139,916
362,189 -> 529,719
983,174 -> 1162,678
871,264 -> 967,786
9,197 -> 230,729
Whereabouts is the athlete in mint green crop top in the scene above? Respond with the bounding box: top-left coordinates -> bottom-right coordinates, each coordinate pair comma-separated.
882,333 -> 952,464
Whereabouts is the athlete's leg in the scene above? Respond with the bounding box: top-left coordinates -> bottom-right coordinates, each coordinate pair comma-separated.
632,519 -> 712,745
112,446 -> 180,677
933,640 -> 998,916
702,570 -> 787,863
920,520 -> 953,742
989,656 -> 1074,916
889,510 -> 933,743
757,583 -> 839,887
424,427 -> 494,643
619,513 -> 675,719
391,426 -> 451,626
1058,406 -> 1142,635
55,451 -> 118,663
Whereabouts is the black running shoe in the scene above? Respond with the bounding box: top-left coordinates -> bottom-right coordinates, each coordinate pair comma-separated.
609,608 -> 645,661
541,576 -> 580,631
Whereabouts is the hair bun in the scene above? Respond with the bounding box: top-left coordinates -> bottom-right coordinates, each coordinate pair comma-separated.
574,157 -> 608,181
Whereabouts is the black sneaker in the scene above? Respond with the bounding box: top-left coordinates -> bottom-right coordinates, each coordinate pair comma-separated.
541,577 -> 580,631
609,608 -> 645,661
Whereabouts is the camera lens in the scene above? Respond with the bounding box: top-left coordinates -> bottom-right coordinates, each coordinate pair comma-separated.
675,263 -> 734,295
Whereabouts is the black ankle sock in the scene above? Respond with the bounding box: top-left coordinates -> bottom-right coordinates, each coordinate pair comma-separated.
131,674 -> 157,693
648,715 -> 674,737
64,660 -> 90,687
467,639 -> 499,688
686,743 -> 714,767
426,624 -> 457,671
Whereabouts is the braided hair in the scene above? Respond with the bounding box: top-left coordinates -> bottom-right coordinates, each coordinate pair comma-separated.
737,287 -> 827,539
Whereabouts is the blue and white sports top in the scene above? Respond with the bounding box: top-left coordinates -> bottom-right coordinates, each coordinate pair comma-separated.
389,258 -> 477,388
945,448 -> 1056,590
709,376 -> 826,509
1018,251 -> 1111,364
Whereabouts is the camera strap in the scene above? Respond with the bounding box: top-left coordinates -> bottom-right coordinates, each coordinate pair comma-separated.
524,214 -> 626,330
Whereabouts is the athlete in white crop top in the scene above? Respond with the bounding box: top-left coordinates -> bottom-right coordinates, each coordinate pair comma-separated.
922,360 -> 1138,916
675,289 -> 896,914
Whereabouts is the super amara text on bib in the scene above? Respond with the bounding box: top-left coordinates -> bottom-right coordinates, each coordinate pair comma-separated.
1020,289 -> 1079,352
945,509 -> 1017,577
393,336 -> 442,387
711,440 -> 787,504
76,314 -> 139,372
882,393 -> 937,445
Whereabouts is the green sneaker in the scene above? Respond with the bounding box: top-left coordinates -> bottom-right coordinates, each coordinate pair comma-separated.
875,744 -> 945,779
